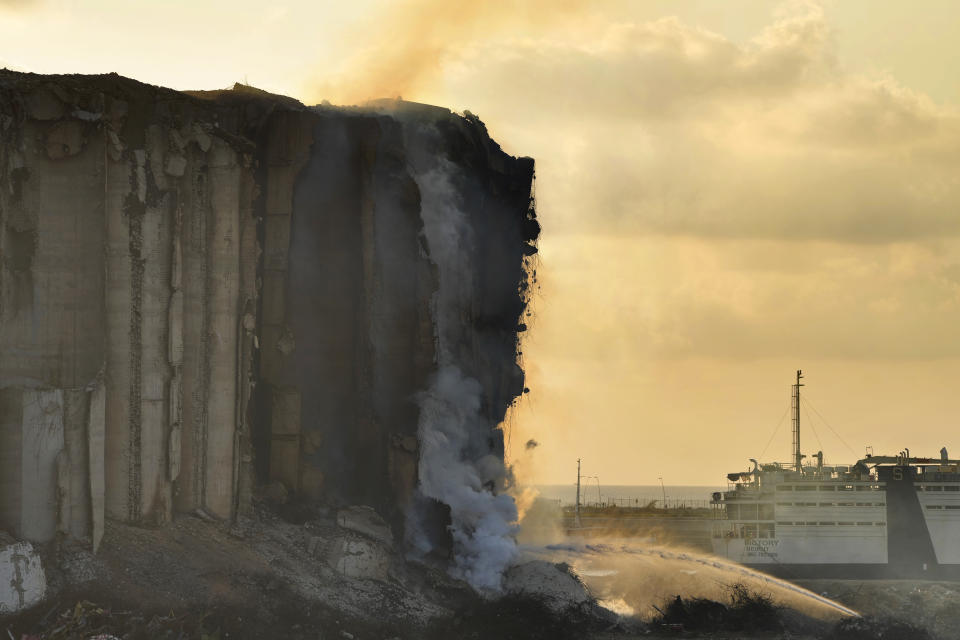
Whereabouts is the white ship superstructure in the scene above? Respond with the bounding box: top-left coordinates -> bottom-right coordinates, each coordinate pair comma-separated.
711,371 -> 960,578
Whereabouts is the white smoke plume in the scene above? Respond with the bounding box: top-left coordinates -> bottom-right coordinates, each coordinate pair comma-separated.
417,366 -> 519,591
409,157 -> 520,592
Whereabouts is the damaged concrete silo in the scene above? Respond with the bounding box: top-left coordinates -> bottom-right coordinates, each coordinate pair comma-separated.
0,72 -> 537,588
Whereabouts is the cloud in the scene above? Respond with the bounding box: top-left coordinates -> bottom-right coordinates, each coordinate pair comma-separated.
534,234 -> 960,361
0,0 -> 36,9
431,4 -> 960,243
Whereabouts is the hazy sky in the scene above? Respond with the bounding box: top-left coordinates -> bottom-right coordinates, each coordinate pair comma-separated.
4,1 -> 959,488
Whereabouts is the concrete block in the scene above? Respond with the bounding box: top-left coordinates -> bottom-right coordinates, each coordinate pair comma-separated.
0,538 -> 47,613
270,387 -> 301,436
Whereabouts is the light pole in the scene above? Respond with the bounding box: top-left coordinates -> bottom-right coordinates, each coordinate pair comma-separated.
659,476 -> 667,509
575,458 -> 582,528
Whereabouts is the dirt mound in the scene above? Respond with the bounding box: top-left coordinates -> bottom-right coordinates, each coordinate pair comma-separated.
503,561 -> 594,614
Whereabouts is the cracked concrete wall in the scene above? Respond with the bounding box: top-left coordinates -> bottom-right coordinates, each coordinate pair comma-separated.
0,73 -> 256,540
0,72 -> 537,556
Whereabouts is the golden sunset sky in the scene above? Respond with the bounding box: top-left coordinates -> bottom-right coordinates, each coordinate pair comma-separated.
4,0 -> 959,486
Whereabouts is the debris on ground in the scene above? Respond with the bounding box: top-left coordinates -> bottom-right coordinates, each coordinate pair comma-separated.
1,533 -> 47,614
653,582 -> 791,634
823,615 -> 934,640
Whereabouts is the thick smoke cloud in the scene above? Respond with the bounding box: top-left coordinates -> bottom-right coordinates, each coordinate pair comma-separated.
312,0 -> 599,104
415,366 -> 519,591
407,158 -> 519,591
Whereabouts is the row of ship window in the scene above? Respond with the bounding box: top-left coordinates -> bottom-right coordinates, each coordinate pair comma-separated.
773,521 -> 886,526
775,501 -> 885,507
775,485 -> 882,492
774,485 -> 960,492
730,504 -> 960,517
719,522 -> 886,538
726,502 -> 884,518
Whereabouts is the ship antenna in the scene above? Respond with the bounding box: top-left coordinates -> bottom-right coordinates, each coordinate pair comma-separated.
792,369 -> 804,473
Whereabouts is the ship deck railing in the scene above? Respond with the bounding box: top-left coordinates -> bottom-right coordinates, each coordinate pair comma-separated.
556,499 -> 714,511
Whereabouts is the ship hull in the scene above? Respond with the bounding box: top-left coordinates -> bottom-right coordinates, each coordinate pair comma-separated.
712,464 -> 960,580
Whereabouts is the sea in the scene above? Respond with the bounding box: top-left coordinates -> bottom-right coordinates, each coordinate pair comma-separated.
534,484 -> 725,509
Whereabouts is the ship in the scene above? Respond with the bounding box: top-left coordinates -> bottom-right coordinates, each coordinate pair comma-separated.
710,370 -> 960,579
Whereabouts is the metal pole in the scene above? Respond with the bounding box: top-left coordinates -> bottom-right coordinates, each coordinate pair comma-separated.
575,458 -> 582,527
792,370 -> 804,473
659,476 -> 666,509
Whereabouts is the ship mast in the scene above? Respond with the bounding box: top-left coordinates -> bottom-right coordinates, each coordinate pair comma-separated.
792,369 -> 804,473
